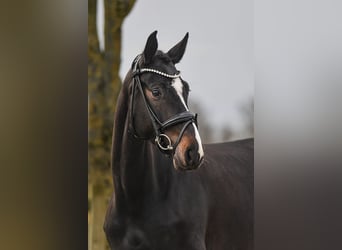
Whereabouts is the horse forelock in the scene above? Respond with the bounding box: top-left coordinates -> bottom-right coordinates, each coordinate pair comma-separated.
155,51 -> 172,63
142,51 -> 177,75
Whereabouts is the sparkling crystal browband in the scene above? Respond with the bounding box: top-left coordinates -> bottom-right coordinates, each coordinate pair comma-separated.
139,68 -> 181,79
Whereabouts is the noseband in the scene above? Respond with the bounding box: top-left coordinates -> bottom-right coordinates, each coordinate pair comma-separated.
129,54 -> 198,154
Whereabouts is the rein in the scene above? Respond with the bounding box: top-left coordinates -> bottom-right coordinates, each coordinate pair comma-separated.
129,54 -> 197,154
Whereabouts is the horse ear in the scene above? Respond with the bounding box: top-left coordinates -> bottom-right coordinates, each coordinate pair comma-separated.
143,30 -> 158,64
167,33 -> 189,64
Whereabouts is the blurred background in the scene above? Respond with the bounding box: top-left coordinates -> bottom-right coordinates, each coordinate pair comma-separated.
1,0 -> 341,249
88,0 -> 253,249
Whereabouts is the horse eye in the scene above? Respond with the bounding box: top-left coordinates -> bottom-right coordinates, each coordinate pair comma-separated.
152,88 -> 161,97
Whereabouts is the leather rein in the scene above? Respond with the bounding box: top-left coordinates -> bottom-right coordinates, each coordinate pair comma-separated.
129,54 -> 198,154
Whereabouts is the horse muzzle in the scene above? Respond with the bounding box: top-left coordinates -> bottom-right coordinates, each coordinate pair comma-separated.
172,127 -> 204,171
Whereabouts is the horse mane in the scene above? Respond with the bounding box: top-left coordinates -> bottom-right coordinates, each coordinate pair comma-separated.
111,70 -> 132,174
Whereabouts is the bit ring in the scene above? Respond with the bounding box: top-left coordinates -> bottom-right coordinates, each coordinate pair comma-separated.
155,134 -> 173,151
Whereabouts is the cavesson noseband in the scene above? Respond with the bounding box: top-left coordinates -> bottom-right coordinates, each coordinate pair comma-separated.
129,54 -> 198,154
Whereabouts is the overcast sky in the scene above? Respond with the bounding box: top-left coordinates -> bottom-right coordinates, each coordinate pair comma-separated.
98,0 -> 253,139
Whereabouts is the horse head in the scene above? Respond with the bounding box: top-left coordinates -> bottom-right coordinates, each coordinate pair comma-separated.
126,31 -> 204,171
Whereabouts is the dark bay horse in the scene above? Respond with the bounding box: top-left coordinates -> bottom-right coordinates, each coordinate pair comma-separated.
104,31 -> 254,250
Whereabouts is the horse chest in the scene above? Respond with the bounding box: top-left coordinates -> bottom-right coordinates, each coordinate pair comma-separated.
106,195 -> 206,250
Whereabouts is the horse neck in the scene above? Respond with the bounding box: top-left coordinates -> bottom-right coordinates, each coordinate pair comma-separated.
111,82 -> 173,214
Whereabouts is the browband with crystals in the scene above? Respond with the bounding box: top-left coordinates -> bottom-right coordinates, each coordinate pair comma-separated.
139,68 -> 181,79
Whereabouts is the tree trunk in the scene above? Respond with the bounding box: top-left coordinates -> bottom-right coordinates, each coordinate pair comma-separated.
88,0 -> 136,249
90,170 -> 112,250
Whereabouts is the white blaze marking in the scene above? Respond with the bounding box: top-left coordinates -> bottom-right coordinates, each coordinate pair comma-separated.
172,78 -> 189,111
171,78 -> 204,158
193,123 -> 204,158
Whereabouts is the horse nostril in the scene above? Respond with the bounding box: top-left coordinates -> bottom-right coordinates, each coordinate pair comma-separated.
185,146 -> 199,167
185,148 -> 193,165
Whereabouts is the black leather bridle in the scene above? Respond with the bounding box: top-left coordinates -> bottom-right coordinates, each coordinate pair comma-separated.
129,54 -> 198,154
